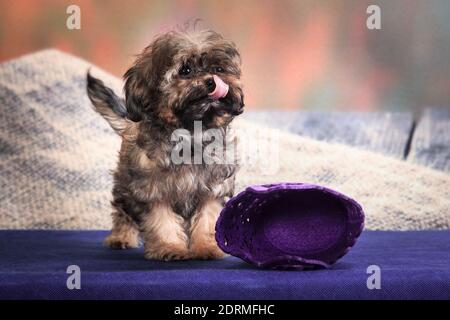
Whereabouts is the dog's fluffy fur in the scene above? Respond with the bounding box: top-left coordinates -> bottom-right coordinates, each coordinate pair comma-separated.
87,29 -> 244,260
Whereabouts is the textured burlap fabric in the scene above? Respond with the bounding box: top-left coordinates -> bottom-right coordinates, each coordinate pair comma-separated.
0,49 -> 449,230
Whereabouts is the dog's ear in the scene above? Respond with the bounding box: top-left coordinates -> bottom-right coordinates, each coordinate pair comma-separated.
124,34 -> 177,122
123,65 -> 145,122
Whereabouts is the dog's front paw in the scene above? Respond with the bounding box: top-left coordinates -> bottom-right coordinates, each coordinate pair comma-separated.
104,233 -> 140,249
190,240 -> 227,260
144,244 -> 190,261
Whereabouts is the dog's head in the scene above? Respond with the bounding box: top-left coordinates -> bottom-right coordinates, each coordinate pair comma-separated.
124,30 -> 244,129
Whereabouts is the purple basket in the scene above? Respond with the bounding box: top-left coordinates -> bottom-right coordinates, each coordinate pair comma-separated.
215,183 -> 365,270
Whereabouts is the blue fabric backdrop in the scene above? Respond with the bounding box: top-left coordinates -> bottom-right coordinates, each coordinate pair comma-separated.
0,230 -> 449,299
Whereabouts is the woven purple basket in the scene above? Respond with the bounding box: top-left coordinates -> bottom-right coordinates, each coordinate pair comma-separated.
215,183 -> 365,270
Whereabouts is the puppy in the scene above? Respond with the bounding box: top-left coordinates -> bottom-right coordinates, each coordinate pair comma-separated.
87,29 -> 244,260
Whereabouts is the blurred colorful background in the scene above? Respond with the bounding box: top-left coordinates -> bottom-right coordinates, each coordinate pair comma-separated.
1,0 -> 449,112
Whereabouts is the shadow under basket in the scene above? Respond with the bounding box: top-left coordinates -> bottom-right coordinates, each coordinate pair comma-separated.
215,183 -> 365,270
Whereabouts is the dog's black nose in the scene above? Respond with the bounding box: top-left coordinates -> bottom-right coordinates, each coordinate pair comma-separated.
205,78 -> 216,93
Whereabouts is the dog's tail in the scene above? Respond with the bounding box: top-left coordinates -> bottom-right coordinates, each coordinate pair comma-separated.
87,71 -> 129,135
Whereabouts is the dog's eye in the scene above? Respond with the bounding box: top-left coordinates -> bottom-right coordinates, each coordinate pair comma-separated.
179,65 -> 192,76
215,66 -> 225,73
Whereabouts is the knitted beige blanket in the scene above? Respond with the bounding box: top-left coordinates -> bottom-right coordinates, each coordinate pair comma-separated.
0,50 -> 449,230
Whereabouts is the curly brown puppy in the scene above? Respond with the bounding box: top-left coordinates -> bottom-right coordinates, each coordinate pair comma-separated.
86,29 -> 244,260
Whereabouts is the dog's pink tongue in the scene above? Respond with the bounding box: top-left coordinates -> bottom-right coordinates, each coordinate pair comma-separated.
209,75 -> 229,99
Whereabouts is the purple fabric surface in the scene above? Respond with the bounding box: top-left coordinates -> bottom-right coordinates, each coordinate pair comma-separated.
216,183 -> 364,269
0,230 -> 449,300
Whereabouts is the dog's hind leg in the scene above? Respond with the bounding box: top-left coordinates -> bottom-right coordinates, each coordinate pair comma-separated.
104,208 -> 140,249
